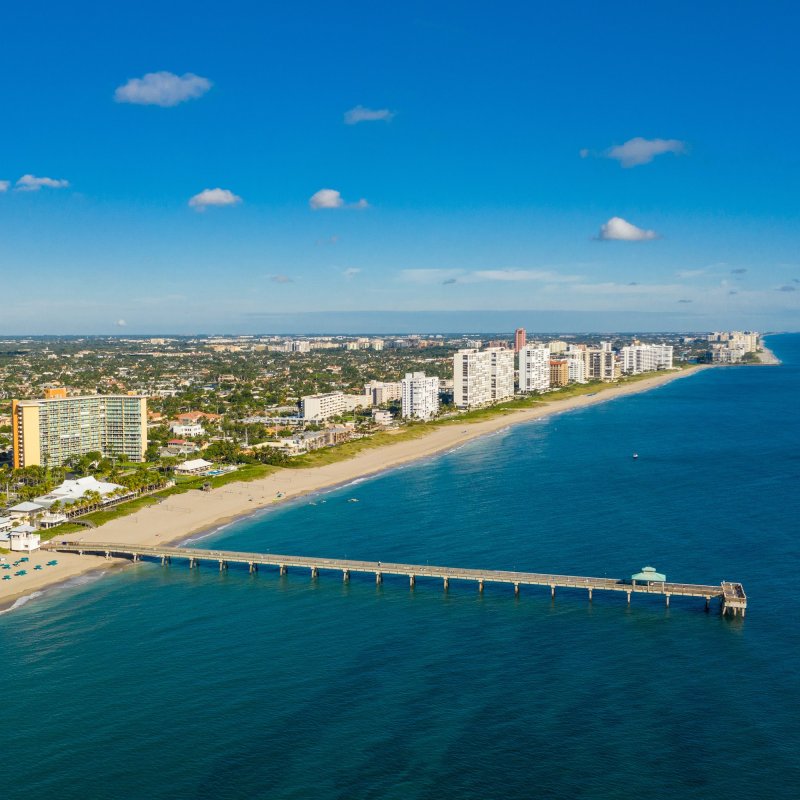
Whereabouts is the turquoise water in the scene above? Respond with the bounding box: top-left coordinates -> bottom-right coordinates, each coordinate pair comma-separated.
2,335 -> 799,799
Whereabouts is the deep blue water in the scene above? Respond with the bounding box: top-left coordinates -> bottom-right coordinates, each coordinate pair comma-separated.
2,335 -> 799,799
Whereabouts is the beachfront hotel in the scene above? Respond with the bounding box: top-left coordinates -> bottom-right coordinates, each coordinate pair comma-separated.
12,390 -> 147,468
401,372 -> 440,420
454,347 -> 515,408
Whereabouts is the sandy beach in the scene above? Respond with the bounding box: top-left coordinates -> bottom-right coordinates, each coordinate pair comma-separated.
757,344 -> 781,365
0,367 -> 712,609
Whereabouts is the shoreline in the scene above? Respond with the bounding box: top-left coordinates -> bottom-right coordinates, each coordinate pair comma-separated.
757,343 -> 781,365
0,366 -> 712,610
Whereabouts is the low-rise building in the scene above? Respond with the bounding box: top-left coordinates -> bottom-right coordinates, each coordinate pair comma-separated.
8,526 -> 40,552
301,392 -> 365,421
7,501 -> 47,523
291,426 -> 353,452
34,476 -> 130,510
170,422 -> 205,437
174,458 -> 214,475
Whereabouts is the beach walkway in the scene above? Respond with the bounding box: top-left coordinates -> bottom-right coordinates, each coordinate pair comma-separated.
43,541 -> 747,615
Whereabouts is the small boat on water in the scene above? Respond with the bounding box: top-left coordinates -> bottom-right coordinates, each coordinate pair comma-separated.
348,498 -> 359,503
632,453 -> 639,460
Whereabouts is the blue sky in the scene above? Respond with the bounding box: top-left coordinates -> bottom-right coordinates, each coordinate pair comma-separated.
2,0 -> 799,333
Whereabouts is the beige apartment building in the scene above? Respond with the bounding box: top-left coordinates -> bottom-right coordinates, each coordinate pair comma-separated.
12,392 -> 147,468
549,359 -> 570,387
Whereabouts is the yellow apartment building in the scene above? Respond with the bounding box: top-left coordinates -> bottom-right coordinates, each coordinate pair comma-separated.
12,393 -> 148,469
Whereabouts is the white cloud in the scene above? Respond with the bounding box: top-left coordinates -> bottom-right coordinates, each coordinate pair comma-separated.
604,137 -> 687,168
401,268 -> 579,284
572,281 -> 683,296
188,188 -> 242,210
596,216 -> 659,242
675,269 -> 706,278
0,180 -> 9,192
470,269 -> 579,283
271,274 -> 293,284
309,189 -> 368,210
310,189 -> 343,209
343,268 -> 361,280
15,174 -> 70,191
114,71 -> 212,107
116,319 -> 127,327
344,105 -> 394,124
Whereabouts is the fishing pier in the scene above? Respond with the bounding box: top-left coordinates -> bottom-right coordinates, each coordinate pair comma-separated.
44,541 -> 747,615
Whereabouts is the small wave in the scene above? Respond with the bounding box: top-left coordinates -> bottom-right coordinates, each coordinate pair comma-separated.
0,567 -> 115,615
339,477 -> 367,489
180,520 -> 236,546
61,571 -> 108,589
0,591 -> 44,615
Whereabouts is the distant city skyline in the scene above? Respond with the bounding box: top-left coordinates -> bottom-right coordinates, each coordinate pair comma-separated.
2,1 -> 799,334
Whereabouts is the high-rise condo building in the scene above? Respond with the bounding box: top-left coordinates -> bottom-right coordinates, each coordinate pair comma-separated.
514,328 -> 527,353
12,393 -> 148,469
454,349 -> 491,408
549,359 -> 570,387
621,343 -> 674,374
454,348 -> 514,408
363,380 -> 403,406
519,345 -> 551,392
401,373 -> 440,420
565,353 -> 587,383
587,342 -> 616,381
489,348 -> 515,402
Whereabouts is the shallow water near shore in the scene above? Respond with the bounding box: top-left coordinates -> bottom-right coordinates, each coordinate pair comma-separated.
2,335 -> 799,799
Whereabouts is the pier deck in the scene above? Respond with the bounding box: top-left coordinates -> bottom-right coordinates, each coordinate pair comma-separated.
44,541 -> 746,615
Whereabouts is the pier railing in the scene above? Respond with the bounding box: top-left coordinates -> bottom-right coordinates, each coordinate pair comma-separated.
43,541 -> 746,615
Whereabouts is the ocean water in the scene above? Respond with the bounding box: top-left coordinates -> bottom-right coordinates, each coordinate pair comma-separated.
2,335 -> 799,799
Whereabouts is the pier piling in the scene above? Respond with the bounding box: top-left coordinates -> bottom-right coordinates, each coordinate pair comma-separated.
343,569 -> 350,583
